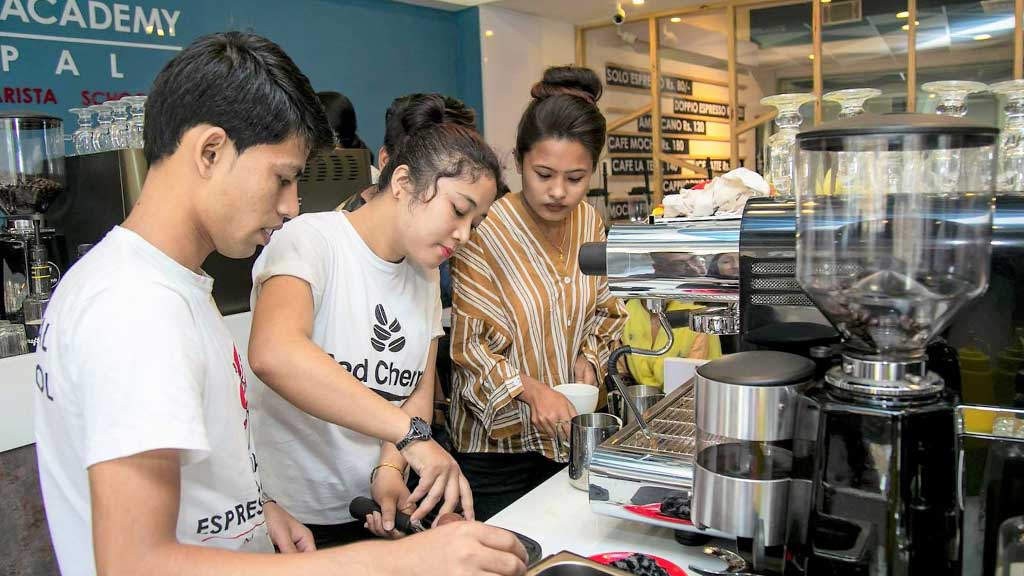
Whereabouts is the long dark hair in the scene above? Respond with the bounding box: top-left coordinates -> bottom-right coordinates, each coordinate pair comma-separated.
318,90 -> 369,153
515,66 -> 606,169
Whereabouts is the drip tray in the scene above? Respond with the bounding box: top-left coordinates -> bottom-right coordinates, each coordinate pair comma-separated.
588,382 -> 728,540
618,400 -> 697,456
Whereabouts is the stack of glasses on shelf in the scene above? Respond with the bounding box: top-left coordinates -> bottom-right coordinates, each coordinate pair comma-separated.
758,79 -> 1024,198
67,95 -> 147,155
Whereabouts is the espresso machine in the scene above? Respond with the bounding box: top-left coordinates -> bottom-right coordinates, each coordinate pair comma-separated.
580,113 -> 1023,575
0,112 -> 69,353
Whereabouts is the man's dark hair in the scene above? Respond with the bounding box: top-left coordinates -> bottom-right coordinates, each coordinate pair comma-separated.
144,31 -> 334,166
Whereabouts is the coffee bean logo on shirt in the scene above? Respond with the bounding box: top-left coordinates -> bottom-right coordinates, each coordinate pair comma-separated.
371,304 -> 405,352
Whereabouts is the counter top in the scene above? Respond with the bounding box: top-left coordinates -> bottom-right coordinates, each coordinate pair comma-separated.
487,469 -> 730,573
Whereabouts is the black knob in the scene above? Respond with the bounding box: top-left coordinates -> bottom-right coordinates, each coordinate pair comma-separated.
578,242 -> 607,276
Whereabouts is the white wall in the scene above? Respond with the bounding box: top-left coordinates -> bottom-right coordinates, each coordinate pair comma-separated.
478,5 -> 576,192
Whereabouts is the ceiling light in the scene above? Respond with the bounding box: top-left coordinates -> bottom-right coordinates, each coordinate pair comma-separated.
896,11 -> 909,18
974,33 -> 992,40
901,20 -> 919,31
808,54 -> 815,60
632,0 -> 645,5
670,16 -> 682,22
820,0 -> 831,3
484,29 -> 494,37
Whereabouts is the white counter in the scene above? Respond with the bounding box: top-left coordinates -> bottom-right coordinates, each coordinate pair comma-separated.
0,311 -> 257,454
488,469 -> 730,573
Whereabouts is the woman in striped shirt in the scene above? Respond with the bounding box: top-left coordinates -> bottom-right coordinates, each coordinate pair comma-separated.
449,66 -> 627,520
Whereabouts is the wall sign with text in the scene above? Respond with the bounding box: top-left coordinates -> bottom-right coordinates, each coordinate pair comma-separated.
663,178 -> 709,193
610,156 -> 735,177
605,64 -> 693,95
0,0 -> 184,112
672,97 -> 745,121
607,133 -> 690,155
637,114 -> 706,136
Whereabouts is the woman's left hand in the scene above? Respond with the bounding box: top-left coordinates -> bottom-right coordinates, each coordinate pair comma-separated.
574,355 -> 597,385
264,501 -> 316,553
367,467 -> 415,538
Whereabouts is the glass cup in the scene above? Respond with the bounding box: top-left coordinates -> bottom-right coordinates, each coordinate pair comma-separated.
761,93 -> 817,198
107,100 -> 130,150
67,107 -> 94,155
823,88 -> 881,120
991,79 -> 1024,194
121,95 -> 146,149
922,81 -> 990,193
822,89 -> 883,194
922,80 -> 990,118
90,104 -> 114,152
2,323 -> 28,357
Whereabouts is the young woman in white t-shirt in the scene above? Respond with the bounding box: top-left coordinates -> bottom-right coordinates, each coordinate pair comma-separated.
248,95 -> 502,547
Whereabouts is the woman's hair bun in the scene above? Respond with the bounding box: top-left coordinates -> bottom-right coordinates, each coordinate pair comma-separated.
399,93 -> 448,135
529,65 -> 602,105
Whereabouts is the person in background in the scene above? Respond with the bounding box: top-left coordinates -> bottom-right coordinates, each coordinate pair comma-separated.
620,300 -> 723,389
318,90 -> 379,184
340,93 -> 476,212
247,94 -> 504,548
448,66 -> 627,521
34,31 -> 526,576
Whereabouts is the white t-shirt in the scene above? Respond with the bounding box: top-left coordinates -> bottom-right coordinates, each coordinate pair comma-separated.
35,227 -> 273,576
250,211 -> 442,524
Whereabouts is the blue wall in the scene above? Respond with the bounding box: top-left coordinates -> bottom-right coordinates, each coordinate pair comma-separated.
0,0 -> 483,153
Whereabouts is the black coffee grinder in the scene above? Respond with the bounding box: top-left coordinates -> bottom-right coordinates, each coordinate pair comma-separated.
783,114 -> 999,575
0,111 -> 67,351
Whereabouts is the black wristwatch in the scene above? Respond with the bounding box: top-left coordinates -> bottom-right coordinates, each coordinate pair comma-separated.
396,416 -> 432,451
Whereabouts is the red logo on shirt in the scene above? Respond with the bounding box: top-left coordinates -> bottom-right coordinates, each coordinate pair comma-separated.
232,346 -> 249,417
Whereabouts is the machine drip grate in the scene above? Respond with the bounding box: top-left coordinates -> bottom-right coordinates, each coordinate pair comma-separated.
619,392 -> 698,457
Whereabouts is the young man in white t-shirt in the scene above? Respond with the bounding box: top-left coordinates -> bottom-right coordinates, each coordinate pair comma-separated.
33,31 -> 526,576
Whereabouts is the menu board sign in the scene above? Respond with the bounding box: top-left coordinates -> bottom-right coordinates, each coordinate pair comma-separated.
605,64 -> 693,95
607,134 -> 690,155
610,156 -> 734,176
637,114 -> 706,135
664,178 -> 709,193
672,97 -> 745,120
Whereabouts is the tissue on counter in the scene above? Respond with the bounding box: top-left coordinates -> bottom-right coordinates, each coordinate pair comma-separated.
662,168 -> 769,218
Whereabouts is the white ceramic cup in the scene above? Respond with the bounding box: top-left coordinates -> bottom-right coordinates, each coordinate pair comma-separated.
552,383 -> 599,415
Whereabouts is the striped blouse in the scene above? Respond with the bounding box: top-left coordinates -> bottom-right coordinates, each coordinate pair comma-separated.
449,192 -> 627,459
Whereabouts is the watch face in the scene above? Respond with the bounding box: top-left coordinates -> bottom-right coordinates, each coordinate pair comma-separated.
412,417 -> 431,438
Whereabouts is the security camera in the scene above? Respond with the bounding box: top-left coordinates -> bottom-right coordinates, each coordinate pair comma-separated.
613,2 -> 626,25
